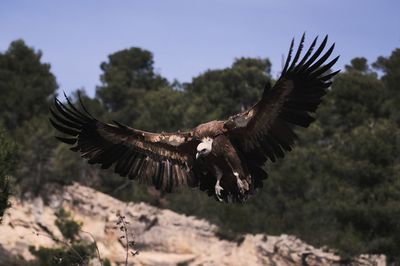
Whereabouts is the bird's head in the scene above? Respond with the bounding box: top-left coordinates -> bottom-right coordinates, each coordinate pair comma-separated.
196,137 -> 213,159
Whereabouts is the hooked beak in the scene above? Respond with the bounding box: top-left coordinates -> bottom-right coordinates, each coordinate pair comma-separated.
196,152 -> 200,159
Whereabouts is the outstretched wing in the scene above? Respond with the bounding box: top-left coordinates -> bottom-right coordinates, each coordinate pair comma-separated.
225,34 -> 339,166
50,95 -> 200,192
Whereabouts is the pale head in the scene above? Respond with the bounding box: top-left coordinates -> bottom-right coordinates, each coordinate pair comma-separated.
196,137 -> 213,159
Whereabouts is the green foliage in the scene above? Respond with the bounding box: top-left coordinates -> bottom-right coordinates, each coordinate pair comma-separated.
14,116 -> 58,195
0,39 -> 63,196
0,125 -> 17,221
55,208 -> 82,241
0,40 -> 57,130
96,47 -> 168,120
29,242 -> 95,266
318,58 -> 385,132
103,258 -> 112,266
50,144 -> 87,186
183,57 -> 272,127
133,86 -> 187,132
13,90 -> 101,195
373,49 -> 400,124
29,208 -> 96,265
259,119 -> 400,258
345,57 -> 370,72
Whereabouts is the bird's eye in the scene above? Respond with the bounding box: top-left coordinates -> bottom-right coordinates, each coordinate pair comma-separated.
201,148 -> 207,152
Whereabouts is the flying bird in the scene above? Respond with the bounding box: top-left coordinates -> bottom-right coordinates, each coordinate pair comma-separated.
50,34 -> 339,202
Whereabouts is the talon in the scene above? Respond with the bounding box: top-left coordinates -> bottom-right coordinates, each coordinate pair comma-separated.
215,181 -> 224,201
234,172 -> 246,195
237,179 -> 245,194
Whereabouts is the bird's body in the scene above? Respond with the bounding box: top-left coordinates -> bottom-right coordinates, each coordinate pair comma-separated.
50,34 -> 339,202
195,134 -> 251,201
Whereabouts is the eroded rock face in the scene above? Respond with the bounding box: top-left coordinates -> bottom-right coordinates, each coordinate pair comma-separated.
0,183 -> 386,265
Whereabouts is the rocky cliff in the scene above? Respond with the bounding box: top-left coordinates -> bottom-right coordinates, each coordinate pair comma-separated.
0,183 -> 386,265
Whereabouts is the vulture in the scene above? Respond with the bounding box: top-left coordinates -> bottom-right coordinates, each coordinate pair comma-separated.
50,34 -> 339,203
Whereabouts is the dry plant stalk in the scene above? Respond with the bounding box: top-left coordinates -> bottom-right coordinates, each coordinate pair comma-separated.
115,211 -> 139,266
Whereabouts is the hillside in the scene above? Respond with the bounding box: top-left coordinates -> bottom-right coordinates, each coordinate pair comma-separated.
0,183 -> 386,265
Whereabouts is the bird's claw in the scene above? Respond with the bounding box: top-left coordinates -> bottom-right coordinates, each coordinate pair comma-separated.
236,178 -> 245,195
215,183 -> 224,201
233,172 -> 246,194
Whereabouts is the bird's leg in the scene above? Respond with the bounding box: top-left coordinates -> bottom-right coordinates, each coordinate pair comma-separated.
215,179 -> 224,202
234,172 -> 246,195
224,157 -> 248,195
214,165 -> 224,201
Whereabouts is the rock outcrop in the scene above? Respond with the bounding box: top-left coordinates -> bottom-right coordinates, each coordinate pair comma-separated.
0,183 -> 386,265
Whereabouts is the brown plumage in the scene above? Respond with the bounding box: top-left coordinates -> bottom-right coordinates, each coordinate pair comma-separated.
50,34 -> 339,203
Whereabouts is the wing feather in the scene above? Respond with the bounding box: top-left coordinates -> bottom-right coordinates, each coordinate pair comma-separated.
293,36 -> 318,73
288,33 -> 305,72
306,43 -> 335,74
50,94 -> 200,192
281,38 -> 294,75
299,35 -> 328,72
49,118 -> 80,136
225,34 -> 339,166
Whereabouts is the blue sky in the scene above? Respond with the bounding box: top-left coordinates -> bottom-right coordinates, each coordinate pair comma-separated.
1,0 -> 399,97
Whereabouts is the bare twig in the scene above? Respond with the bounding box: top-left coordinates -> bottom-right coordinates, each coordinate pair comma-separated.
80,229 -> 103,264
33,231 -> 84,263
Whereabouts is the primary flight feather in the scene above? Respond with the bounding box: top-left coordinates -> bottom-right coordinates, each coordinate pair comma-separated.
50,34 -> 339,202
